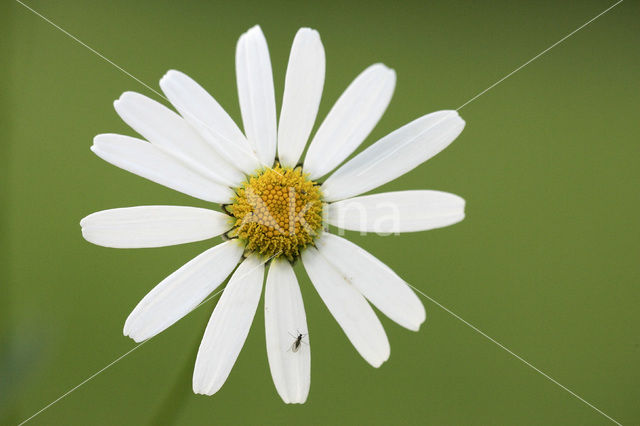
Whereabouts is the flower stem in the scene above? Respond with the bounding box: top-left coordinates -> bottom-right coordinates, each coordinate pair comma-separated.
148,331 -> 202,425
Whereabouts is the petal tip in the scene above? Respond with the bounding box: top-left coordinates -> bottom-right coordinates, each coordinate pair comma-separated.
92,134 -> 108,145
370,358 -> 384,368
192,380 -> 217,396
117,91 -> 135,102
297,27 -> 319,37
164,69 -> 180,78
191,385 -> 208,396
449,110 -> 465,124
123,329 -> 145,343
160,69 -> 185,87
411,313 -> 427,332
159,71 -> 173,85
243,24 -> 264,40
405,321 -> 422,332
123,316 -> 145,342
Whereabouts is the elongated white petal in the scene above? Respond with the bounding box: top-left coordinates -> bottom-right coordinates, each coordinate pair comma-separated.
114,91 -> 243,186
277,28 -> 325,168
193,254 -> 264,395
265,259 -> 310,404
316,234 -> 425,331
322,111 -> 465,202
236,26 -> 277,168
303,64 -> 396,180
80,206 -> 232,248
92,134 -> 233,203
160,70 -> 262,175
302,247 -> 389,367
326,190 -> 465,233
124,241 -> 244,342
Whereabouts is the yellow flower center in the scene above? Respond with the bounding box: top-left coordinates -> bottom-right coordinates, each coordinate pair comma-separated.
226,165 -> 323,261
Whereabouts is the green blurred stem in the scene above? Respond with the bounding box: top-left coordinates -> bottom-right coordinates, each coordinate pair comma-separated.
148,331 -> 202,426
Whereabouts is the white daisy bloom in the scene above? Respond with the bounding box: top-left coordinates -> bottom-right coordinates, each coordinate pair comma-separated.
81,25 -> 466,404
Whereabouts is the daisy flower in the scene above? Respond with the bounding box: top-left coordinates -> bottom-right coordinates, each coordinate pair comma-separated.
80,25 -> 466,403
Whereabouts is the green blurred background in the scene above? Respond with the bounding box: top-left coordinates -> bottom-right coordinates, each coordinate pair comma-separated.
3,0 -> 639,424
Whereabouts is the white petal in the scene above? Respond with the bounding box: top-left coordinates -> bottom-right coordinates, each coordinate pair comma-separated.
277,28 -> 325,168
193,254 -> 264,395
92,134 -> 234,203
159,70 -> 262,175
124,240 -> 244,342
301,246 -> 389,367
114,91 -> 244,186
265,259 -> 310,404
80,206 -> 232,248
322,110 -> 466,202
303,64 -> 396,180
316,233 -> 425,331
326,190 -> 465,233
236,25 -> 277,168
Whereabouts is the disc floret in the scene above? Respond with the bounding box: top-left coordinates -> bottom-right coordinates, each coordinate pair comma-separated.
226,165 -> 323,261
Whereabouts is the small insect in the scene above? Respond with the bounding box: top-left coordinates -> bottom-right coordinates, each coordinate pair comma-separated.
288,331 -> 307,353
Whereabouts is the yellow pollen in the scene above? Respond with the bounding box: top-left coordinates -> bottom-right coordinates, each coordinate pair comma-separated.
226,165 -> 323,261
